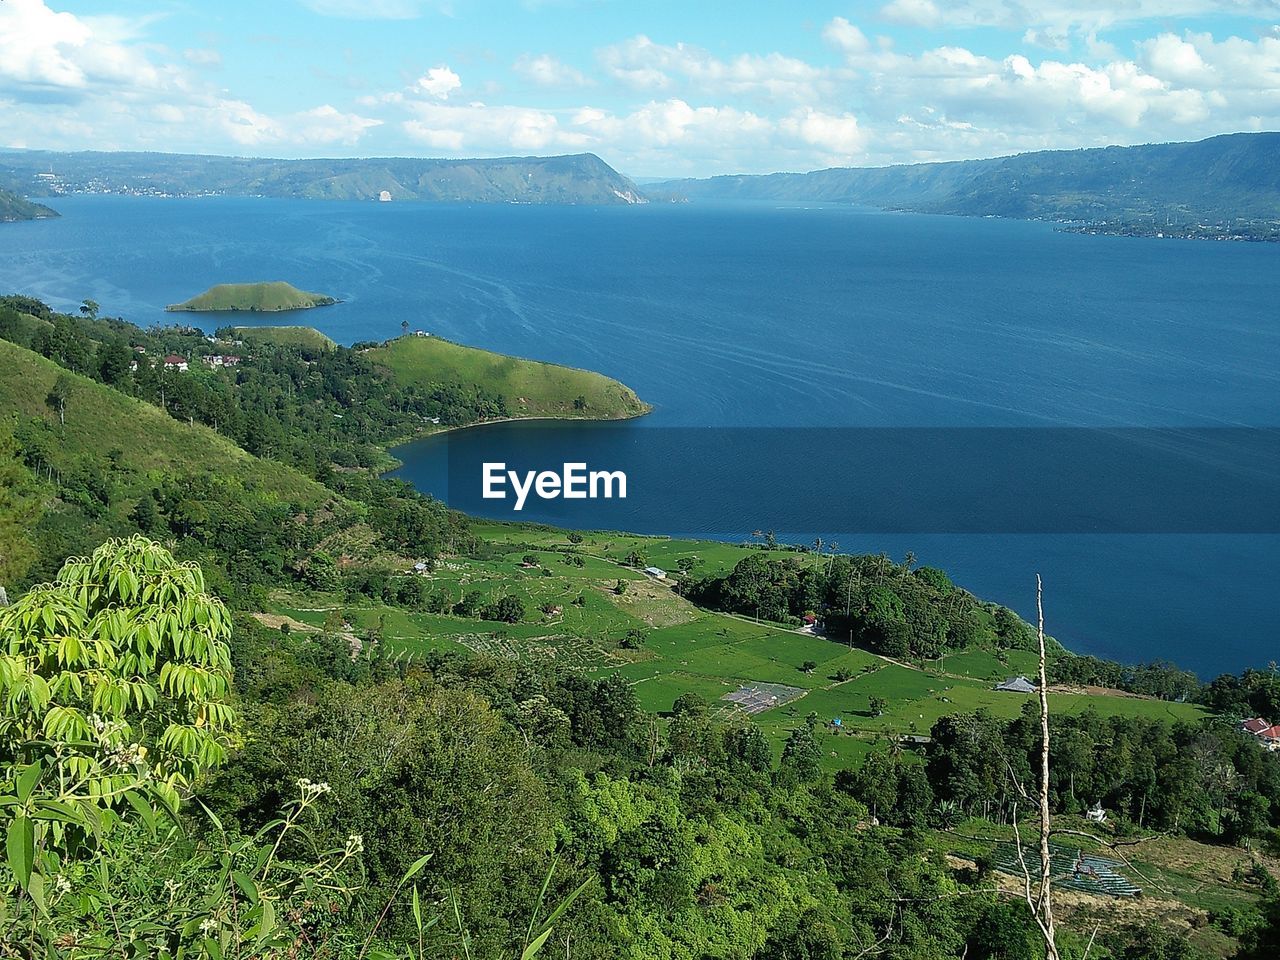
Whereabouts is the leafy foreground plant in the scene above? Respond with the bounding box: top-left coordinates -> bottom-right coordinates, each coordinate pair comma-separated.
0,536 -> 584,957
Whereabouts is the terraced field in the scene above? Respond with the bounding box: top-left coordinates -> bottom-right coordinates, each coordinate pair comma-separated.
266,525 -> 1206,772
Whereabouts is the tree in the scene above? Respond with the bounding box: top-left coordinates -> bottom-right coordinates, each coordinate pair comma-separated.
801,659 -> 818,674
621,627 -> 647,649
869,695 -> 888,717
45,373 -> 73,428
483,594 -> 525,623
0,536 -> 238,920
779,726 -> 821,782
79,298 -> 99,320
401,319 -> 409,336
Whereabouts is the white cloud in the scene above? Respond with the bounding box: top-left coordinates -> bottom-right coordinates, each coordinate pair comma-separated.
823,18 -> 872,56
880,0 -> 943,28
598,35 -> 832,102
780,108 -> 866,157
0,0 -> 180,102
878,0 -> 1280,35
513,54 -> 591,88
404,101 -> 583,151
415,65 -> 462,100
298,0 -> 442,19
184,48 -> 223,68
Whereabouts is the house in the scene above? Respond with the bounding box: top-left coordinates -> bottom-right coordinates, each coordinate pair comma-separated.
995,676 -> 1037,694
643,566 -> 667,579
1258,726 -> 1280,751
802,614 -> 818,626
1086,803 -> 1108,824
1242,717 -> 1271,735
203,355 -> 243,368
162,355 -> 188,372
414,330 -> 431,337
378,190 -> 392,202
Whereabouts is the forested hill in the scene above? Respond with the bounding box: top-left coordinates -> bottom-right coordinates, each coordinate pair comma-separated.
0,150 -> 648,204
0,187 -> 58,222
655,132 -> 1280,233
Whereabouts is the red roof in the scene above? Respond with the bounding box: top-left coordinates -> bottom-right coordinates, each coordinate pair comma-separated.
1243,717 -> 1271,734
163,355 -> 185,364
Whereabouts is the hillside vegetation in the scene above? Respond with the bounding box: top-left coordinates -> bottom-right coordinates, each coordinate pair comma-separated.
657,132 -> 1280,232
231,324 -> 337,350
0,339 -> 328,507
0,151 -> 648,205
368,334 -> 652,420
167,281 -> 337,312
0,187 -> 58,222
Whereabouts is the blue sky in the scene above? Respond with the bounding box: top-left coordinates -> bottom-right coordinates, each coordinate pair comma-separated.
1,0 -> 1278,176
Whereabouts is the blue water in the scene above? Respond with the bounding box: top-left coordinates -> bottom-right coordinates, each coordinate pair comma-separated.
2,195 -> 1277,675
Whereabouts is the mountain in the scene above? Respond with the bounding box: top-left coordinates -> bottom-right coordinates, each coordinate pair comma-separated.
0,187 -> 58,222
0,150 -> 647,205
654,133 -> 1280,230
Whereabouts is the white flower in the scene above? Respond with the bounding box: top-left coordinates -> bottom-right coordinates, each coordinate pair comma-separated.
199,918 -> 218,937
346,833 -> 364,854
54,875 -> 72,894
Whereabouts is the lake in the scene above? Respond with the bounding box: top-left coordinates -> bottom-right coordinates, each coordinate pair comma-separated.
2,195 -> 1277,675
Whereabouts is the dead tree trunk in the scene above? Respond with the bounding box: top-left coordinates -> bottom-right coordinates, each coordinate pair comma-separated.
1033,573 -> 1059,959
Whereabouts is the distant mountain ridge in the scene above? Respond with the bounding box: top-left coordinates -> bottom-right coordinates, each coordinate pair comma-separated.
0,150 -> 647,205
0,187 -> 58,222
654,133 -> 1280,230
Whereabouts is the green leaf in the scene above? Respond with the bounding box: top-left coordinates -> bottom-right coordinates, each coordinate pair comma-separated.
399,853 -> 432,887
16,762 -> 41,805
6,815 -> 34,887
254,897 -> 276,947
231,870 -> 259,905
412,884 -> 422,933
521,928 -> 554,960
124,790 -> 157,835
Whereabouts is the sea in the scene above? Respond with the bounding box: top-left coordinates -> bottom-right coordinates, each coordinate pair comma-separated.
2,194 -> 1277,676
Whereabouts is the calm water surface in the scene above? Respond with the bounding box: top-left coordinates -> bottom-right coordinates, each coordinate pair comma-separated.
2,195 -> 1277,674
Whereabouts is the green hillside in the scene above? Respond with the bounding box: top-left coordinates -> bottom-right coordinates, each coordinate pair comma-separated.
167,281 -> 337,313
0,187 -> 58,222
232,324 -> 337,351
0,339 -> 329,508
368,335 -> 651,421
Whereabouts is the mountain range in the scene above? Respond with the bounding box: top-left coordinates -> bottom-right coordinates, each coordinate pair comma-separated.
652,132 -> 1280,230
0,151 -> 646,205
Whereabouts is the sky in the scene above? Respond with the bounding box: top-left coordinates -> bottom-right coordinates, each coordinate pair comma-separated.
1,0 -> 1278,178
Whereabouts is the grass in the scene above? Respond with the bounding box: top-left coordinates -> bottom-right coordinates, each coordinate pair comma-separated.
232,325 -> 337,351
367,335 -> 650,421
166,281 -> 336,313
0,340 -> 331,509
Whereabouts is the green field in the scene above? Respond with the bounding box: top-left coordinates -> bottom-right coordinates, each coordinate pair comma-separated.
167,281 -> 337,313
269,535 -> 1205,771
367,335 -> 650,421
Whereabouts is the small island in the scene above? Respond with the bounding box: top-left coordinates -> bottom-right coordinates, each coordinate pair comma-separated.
166,281 -> 337,313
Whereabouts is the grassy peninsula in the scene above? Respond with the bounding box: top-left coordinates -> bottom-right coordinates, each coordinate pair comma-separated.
167,280 -> 337,313
367,333 -> 651,421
